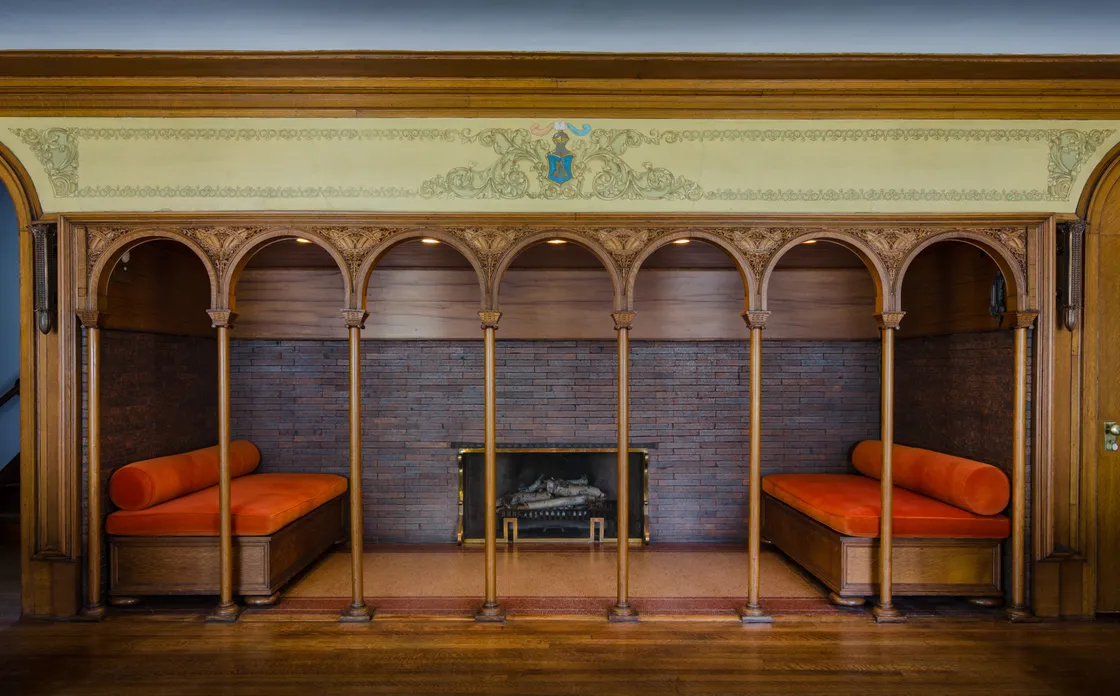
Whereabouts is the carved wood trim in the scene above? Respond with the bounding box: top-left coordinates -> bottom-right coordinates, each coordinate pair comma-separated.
206,309 -> 237,329
875,312 -> 906,331
478,310 -> 502,330
742,311 -> 771,331
612,311 -> 636,331
76,215 -> 1040,319
341,309 -> 369,330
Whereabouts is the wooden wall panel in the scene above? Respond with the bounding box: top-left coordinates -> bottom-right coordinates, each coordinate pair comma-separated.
230,267 -> 879,341
899,242 -> 1004,338
102,241 -> 213,336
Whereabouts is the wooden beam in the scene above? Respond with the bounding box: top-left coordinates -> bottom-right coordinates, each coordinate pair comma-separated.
2,51 -> 1120,118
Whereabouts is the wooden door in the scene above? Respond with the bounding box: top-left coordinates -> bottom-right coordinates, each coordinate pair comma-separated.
1092,164 -> 1120,613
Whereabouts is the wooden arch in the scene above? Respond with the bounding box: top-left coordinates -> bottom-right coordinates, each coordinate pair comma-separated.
223,228 -> 351,313
355,228 -> 488,311
893,231 -> 1027,313
86,229 -> 220,314
623,229 -> 758,313
759,230 -> 891,314
491,230 -> 625,312
0,141 -> 42,229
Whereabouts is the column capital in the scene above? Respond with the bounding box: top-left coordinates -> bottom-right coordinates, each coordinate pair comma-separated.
875,311 -> 906,330
342,309 -> 369,330
612,311 -> 636,331
76,310 -> 102,328
478,310 -> 502,330
207,309 -> 238,329
741,311 -> 770,330
1004,310 -> 1039,330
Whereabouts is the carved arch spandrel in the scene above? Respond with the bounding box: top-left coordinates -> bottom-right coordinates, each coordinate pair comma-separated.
893,228 -> 1030,313
221,227 -> 352,312
623,228 -> 759,313
354,228 -> 489,310
489,229 -> 625,312
84,226 -> 221,313
759,229 -> 893,313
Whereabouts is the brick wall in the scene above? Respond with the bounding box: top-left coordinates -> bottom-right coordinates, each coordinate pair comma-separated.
230,339 -> 882,543
81,330 -> 219,590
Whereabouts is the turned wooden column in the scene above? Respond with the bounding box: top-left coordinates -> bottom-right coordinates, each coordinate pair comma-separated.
738,310 -> 771,623
206,309 -> 240,623
78,310 -> 105,620
609,311 -> 639,622
873,311 -> 905,623
341,309 -> 372,623
476,310 -> 505,622
1006,310 -> 1038,622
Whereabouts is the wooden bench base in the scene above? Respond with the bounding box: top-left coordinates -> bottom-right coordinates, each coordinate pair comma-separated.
109,494 -> 346,601
762,494 -> 1003,600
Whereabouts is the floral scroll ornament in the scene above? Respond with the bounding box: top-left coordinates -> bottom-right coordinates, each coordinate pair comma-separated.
12,128 -> 79,196
420,122 -> 704,202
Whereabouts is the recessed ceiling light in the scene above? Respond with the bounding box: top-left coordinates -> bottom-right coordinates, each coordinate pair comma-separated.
421,238 -> 440,245
672,239 -> 691,245
547,239 -> 568,245
295,238 -> 313,244
802,240 -> 819,245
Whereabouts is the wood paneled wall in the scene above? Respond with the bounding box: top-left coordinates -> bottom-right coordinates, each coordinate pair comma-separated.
899,241 -> 1005,338
102,241 -> 214,336
229,267 -> 880,341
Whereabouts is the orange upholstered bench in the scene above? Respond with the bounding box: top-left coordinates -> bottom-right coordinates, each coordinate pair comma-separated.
106,441 -> 347,606
761,441 -> 1011,606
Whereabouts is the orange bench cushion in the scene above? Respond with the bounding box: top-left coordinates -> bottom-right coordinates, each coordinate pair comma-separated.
763,473 -> 1011,539
851,440 -> 1010,516
105,473 -> 347,537
109,441 -> 261,511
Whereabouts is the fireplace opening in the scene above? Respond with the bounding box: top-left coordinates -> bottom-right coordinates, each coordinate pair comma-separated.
458,448 -> 648,544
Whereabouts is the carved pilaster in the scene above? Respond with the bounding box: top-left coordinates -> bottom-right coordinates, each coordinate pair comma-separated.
76,310 -> 102,328
342,309 -> 369,330
741,310 -> 771,331
1004,310 -> 1039,330
612,311 -> 636,331
30,222 -> 58,335
875,311 -> 906,331
206,309 -> 237,329
478,310 -> 502,330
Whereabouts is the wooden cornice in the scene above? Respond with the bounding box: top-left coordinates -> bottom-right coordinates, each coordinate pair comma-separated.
2,51 -> 1120,119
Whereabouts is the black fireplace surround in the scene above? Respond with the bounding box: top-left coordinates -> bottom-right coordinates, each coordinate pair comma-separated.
459,447 -> 648,543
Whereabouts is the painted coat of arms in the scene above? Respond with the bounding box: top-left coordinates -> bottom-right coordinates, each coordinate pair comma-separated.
420,120 -> 702,201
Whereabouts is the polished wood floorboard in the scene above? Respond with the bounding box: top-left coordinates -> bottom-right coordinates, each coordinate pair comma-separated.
1,618 -> 1119,695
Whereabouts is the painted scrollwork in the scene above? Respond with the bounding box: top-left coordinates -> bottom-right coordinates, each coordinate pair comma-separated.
12,127 -> 79,197
1048,129 -> 1114,199
420,128 -> 702,201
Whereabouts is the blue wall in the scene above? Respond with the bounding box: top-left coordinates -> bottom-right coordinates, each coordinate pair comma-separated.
0,186 -> 18,468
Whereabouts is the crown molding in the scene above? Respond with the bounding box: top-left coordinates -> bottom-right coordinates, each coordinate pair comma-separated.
2,51 -> 1120,119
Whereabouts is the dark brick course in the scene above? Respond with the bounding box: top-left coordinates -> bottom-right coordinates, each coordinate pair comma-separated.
230,339 -> 882,543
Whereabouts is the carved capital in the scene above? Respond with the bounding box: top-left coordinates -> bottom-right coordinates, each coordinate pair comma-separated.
76,310 -> 102,328
741,310 -> 771,331
875,312 -> 906,330
478,310 -> 502,330
206,309 -> 237,329
1004,310 -> 1039,330
341,309 -> 369,329
612,311 -> 636,331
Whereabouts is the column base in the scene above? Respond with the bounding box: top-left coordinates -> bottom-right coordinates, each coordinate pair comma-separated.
872,603 -> 906,624
736,604 -> 772,624
607,602 -> 640,623
205,601 -> 242,623
244,592 -> 281,607
1006,605 -> 1039,623
340,602 -> 373,623
475,602 -> 506,623
75,603 -> 106,621
828,592 -> 867,608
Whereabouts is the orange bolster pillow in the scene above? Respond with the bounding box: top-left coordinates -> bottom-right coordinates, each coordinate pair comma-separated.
851,440 -> 1010,516
109,440 -> 261,511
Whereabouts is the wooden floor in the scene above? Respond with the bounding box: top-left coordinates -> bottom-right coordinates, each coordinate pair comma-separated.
2,618 -> 1119,695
